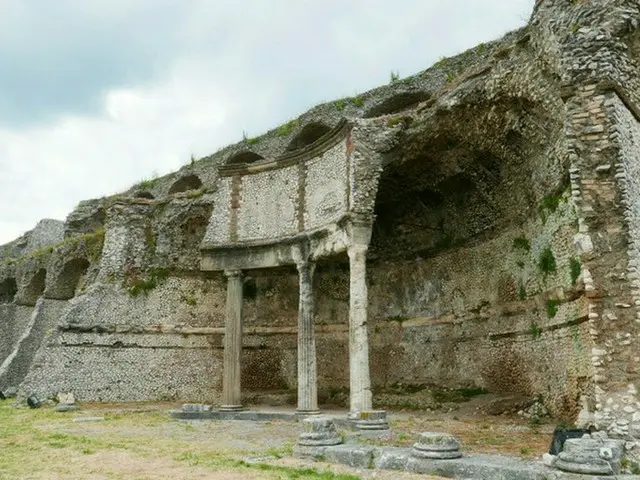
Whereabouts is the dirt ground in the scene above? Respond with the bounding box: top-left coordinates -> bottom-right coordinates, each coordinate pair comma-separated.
0,400 -> 554,479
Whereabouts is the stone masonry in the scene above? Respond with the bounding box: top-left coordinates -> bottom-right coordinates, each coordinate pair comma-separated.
0,0 -> 640,454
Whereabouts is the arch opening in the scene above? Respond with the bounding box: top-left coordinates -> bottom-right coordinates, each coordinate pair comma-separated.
21,269 -> 47,306
0,278 -> 17,304
169,174 -> 203,194
49,258 -> 91,300
285,122 -> 332,152
134,191 -> 155,200
227,151 -> 264,165
180,216 -> 208,252
363,92 -> 430,118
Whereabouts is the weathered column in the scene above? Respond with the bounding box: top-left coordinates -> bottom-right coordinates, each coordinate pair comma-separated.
347,243 -> 388,430
347,244 -> 373,415
221,269 -> 244,411
296,261 -> 319,416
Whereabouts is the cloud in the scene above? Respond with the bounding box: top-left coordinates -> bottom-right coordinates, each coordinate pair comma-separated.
0,0 -> 533,245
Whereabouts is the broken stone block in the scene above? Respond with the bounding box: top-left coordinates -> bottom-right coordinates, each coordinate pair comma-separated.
181,403 -> 211,413
5,388 -> 17,398
58,392 -> 75,405
349,410 -> 389,431
55,403 -> 80,412
411,432 -> 462,459
554,435 -> 624,475
298,416 -> 342,447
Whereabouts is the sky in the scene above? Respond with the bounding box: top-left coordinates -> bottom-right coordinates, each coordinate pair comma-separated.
0,0 -> 534,245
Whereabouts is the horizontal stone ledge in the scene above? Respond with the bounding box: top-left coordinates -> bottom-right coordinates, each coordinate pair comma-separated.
59,323 -> 349,336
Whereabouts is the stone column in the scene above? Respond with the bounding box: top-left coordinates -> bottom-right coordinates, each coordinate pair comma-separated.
347,244 -> 373,414
221,269 -> 244,411
346,242 -> 388,430
296,261 -> 319,416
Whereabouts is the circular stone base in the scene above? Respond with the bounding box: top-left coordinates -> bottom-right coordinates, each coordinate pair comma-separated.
412,449 -> 462,460
554,458 -> 613,475
219,405 -> 245,412
296,410 -> 321,418
298,436 -> 343,447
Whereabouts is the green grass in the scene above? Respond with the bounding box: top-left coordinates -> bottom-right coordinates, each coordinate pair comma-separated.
529,322 -> 542,340
546,299 -> 560,318
512,236 -> 531,252
386,116 -> 403,128
138,174 -> 159,190
351,96 -> 364,108
277,120 -> 298,137
518,283 -> 527,300
389,70 -> 400,84
175,451 -> 358,479
538,247 -> 557,276
569,257 -> 581,285
125,267 -> 171,297
0,401 -> 352,479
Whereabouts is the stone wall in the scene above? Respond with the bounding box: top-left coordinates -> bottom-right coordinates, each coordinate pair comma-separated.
2,0 -> 640,443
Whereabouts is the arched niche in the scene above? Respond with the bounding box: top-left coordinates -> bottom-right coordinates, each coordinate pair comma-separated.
0,278 -> 17,304
285,122 -> 332,152
180,215 -> 208,251
21,269 -> 47,306
227,151 -> 264,165
169,174 -> 203,194
48,258 -> 91,300
363,92 -> 430,118
134,191 -> 155,200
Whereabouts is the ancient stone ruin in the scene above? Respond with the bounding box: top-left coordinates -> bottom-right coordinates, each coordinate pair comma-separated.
2,0 -> 640,461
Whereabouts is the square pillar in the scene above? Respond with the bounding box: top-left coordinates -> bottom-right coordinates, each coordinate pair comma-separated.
221,269 -> 244,411
296,261 -> 320,416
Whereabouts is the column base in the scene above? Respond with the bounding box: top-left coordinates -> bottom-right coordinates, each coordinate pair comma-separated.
296,409 -> 321,420
347,410 -> 389,431
219,404 -> 245,412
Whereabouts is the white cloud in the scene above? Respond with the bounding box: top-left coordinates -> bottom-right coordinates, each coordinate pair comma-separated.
0,0 -> 533,245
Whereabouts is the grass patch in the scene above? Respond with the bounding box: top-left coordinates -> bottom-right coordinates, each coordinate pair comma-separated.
569,257 -> 581,285
518,283 -> 527,300
334,99 -> 348,111
125,267 -> 171,297
351,95 -> 365,108
546,299 -> 560,318
180,293 -> 197,306
277,120 -> 298,137
389,70 -> 400,84
387,116 -> 403,128
175,451 -> 358,479
541,194 -> 561,213
138,174 -> 159,190
538,247 -> 557,276
529,322 -> 542,340
512,236 -> 531,252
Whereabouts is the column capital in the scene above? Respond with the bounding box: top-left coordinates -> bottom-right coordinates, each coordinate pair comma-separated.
295,259 -> 316,272
224,269 -> 243,279
347,243 -> 369,258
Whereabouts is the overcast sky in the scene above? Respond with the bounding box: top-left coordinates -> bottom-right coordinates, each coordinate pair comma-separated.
0,0 -> 533,245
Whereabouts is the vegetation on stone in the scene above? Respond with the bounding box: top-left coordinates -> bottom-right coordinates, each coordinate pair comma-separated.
538,247 -> 557,276
512,236 -> 531,252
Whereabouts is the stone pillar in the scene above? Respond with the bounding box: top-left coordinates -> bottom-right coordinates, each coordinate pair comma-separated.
296,261 -> 319,416
348,244 -> 373,414
221,269 -> 244,411
347,243 -> 388,430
